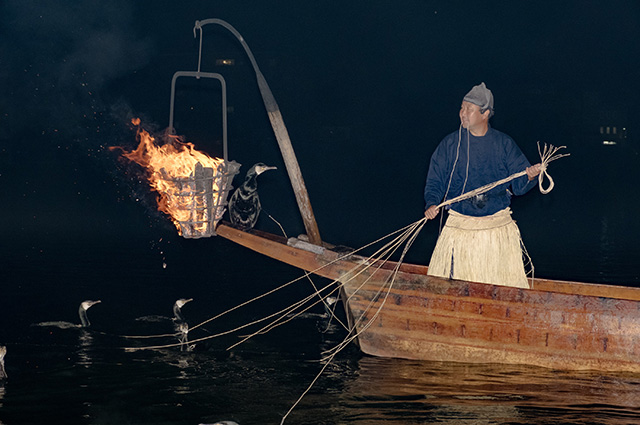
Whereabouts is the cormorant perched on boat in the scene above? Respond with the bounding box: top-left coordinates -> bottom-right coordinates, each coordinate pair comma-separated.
229,163 -> 277,230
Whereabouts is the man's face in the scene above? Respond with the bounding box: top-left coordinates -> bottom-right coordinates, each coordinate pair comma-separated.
459,101 -> 488,133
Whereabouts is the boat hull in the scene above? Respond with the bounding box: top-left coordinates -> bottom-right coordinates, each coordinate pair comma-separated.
342,270 -> 640,372
216,223 -> 640,372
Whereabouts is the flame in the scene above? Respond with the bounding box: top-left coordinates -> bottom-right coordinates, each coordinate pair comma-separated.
118,118 -> 238,238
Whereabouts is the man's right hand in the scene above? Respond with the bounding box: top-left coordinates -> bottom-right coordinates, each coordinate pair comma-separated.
424,205 -> 440,220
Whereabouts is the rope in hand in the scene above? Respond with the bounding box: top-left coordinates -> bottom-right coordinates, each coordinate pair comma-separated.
436,142 -> 569,210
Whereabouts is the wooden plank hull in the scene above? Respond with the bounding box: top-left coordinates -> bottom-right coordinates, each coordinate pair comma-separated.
342,270 -> 640,372
216,223 -> 640,372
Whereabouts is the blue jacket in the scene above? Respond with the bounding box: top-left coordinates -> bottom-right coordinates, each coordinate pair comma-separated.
424,126 -> 536,217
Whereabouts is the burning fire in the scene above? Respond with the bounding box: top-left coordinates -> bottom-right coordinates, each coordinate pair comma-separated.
117,118 -> 239,238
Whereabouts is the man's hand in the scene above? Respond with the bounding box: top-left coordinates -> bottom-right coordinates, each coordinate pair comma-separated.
526,163 -> 542,181
424,205 -> 440,220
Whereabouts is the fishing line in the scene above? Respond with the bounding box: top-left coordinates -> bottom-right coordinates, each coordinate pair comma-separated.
122,220 -> 424,351
303,272 -> 349,332
187,220 -> 420,332
228,220 -> 424,350
230,220 -> 419,348
320,219 -> 426,360
280,218 -> 426,424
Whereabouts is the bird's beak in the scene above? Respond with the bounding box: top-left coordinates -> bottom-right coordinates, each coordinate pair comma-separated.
256,165 -> 277,175
82,300 -> 101,310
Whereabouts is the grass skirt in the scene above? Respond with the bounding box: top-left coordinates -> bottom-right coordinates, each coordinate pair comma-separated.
427,207 -> 530,288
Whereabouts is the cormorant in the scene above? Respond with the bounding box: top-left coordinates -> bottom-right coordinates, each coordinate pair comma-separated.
79,300 -> 102,328
34,300 -> 101,329
229,163 -> 276,230
202,422 -> 240,425
0,346 -> 6,379
173,298 -> 192,324
133,298 -> 192,324
173,298 -> 193,351
323,296 -> 338,318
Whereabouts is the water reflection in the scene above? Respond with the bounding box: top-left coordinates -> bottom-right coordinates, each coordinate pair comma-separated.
0,384 -> 4,425
76,330 -> 95,367
339,356 -> 640,424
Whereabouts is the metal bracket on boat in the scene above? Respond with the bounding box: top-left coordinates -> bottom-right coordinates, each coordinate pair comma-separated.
287,237 -> 325,255
287,235 -> 354,265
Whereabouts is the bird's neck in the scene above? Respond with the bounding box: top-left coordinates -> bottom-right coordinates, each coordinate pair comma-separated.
78,308 -> 90,327
242,175 -> 258,193
173,305 -> 186,322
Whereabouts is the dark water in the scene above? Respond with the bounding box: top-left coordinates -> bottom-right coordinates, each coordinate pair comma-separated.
4,299 -> 640,425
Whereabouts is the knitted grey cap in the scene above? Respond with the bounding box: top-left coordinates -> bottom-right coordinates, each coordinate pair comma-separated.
463,82 -> 494,116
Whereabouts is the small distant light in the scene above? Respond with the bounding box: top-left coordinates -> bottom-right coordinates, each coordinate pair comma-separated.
216,59 -> 235,66
602,140 -> 617,145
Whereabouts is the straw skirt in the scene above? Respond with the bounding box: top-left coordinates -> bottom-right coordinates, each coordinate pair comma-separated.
427,207 -> 530,288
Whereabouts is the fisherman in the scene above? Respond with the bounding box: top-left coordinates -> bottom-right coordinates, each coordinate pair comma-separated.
423,82 -> 542,288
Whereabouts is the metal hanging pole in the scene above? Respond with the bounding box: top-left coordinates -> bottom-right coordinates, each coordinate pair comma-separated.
193,18 -> 322,246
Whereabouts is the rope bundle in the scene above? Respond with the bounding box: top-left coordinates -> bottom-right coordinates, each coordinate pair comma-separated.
437,142 -> 569,209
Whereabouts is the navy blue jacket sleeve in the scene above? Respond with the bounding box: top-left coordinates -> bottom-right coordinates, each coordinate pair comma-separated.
424,136 -> 452,209
504,137 -> 537,196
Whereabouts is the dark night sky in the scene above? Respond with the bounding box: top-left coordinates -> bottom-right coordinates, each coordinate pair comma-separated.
1,1 -> 639,285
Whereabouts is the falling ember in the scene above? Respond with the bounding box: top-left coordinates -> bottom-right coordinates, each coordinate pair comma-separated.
117,118 -> 240,238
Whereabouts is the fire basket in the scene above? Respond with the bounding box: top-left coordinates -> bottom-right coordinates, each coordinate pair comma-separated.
159,160 -> 240,238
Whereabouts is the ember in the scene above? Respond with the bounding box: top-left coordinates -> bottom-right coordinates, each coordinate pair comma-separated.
120,118 -> 240,238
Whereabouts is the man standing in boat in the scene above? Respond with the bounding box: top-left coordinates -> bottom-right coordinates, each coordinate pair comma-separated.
423,82 -> 542,288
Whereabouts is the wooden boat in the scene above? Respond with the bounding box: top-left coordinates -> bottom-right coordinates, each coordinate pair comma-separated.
216,223 -> 640,373
187,19 -> 640,373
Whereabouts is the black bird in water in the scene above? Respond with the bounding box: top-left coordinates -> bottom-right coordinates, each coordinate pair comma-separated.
0,346 -> 7,379
34,300 -> 102,329
229,163 -> 277,230
172,298 -> 192,325
173,298 -> 193,351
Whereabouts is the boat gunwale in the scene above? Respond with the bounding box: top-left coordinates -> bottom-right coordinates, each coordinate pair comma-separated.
216,222 -> 640,303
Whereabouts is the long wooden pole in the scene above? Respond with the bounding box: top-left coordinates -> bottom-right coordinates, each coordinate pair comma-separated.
195,19 -> 322,245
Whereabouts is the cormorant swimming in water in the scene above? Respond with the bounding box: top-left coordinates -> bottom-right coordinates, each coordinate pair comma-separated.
229,163 -> 276,230
0,346 -> 7,379
173,298 -> 193,351
173,298 -> 192,324
34,300 -> 101,329
133,298 -> 192,324
79,300 -> 102,328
